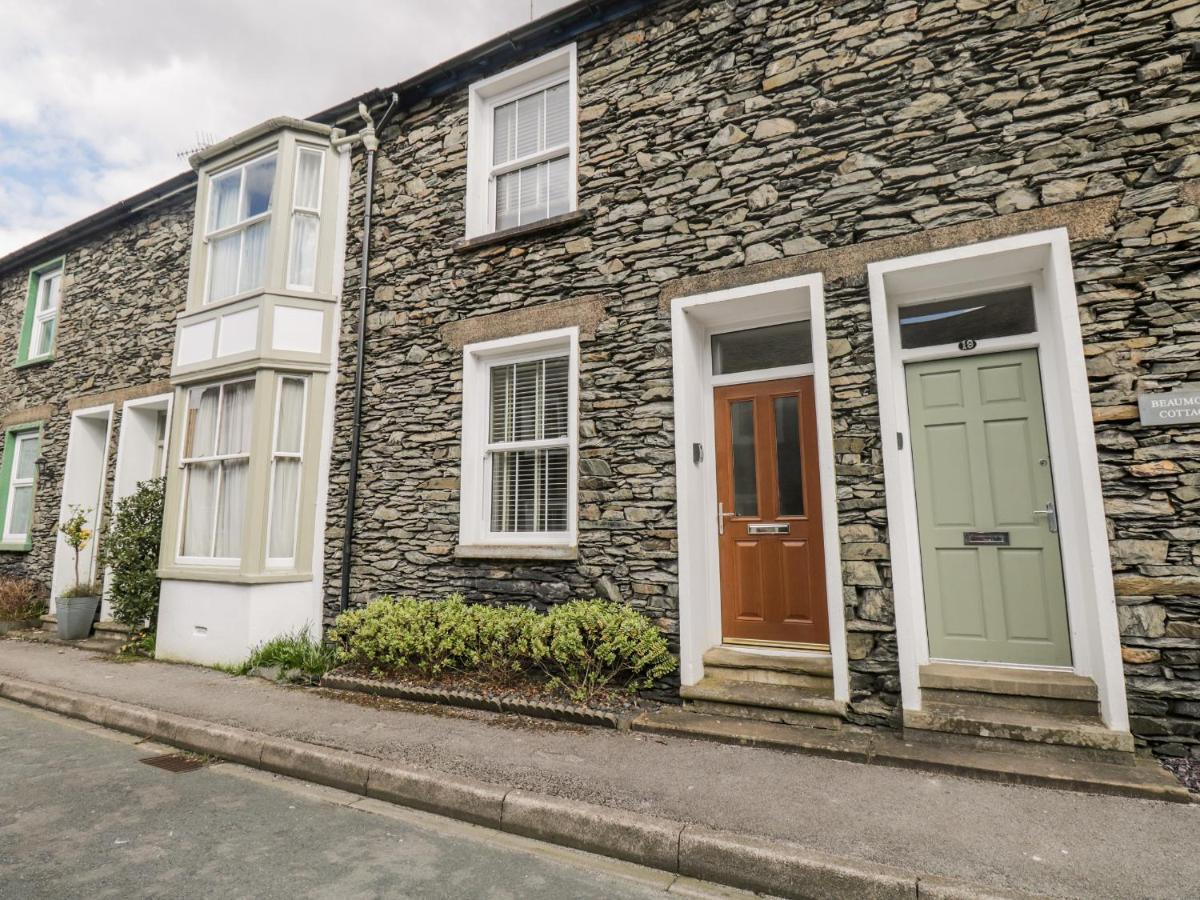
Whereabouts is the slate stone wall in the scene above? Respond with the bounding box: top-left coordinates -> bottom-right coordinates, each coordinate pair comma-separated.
0,193 -> 193,588
320,0 -> 1194,751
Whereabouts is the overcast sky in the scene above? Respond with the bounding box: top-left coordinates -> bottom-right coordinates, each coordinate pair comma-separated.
0,0 -> 572,257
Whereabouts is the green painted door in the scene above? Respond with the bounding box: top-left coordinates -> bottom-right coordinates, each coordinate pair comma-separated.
905,349 -> 1071,666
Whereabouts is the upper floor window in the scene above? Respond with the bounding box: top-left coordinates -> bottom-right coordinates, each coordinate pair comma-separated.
287,148 -> 324,291
17,261 -> 62,364
466,44 -> 577,239
206,153 -> 277,303
0,427 -> 40,548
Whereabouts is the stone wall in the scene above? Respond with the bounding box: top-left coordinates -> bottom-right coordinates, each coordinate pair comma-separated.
314,0 -> 1197,750
0,193 -> 193,588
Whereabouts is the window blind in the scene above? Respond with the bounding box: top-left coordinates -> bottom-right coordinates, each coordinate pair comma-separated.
487,356 -> 569,533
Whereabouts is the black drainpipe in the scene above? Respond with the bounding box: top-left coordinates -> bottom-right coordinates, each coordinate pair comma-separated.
339,92 -> 399,613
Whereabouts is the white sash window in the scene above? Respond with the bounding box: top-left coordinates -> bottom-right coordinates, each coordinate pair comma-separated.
179,379 -> 254,562
267,376 -> 307,566
459,328 -> 578,549
29,268 -> 61,359
2,431 -> 40,545
205,153 -> 277,303
466,44 -> 577,239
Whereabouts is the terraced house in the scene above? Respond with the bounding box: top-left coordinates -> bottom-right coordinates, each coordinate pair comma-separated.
2,0 -> 1198,770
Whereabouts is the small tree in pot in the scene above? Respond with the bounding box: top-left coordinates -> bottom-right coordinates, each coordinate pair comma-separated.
56,505 -> 99,640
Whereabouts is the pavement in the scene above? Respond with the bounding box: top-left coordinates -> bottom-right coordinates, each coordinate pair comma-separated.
0,700 -> 749,900
1,640 -> 1199,898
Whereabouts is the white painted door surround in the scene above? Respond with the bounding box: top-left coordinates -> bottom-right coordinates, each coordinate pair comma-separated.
868,228 -> 1129,730
670,273 -> 849,703
50,405 -> 114,612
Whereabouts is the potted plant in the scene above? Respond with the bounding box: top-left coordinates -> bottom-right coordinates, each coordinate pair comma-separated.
56,505 -> 99,640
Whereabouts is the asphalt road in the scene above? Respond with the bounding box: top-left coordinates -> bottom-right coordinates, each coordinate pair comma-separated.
0,701 -> 744,900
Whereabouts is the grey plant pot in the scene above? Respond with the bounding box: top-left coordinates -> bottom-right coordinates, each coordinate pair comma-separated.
56,596 -> 100,640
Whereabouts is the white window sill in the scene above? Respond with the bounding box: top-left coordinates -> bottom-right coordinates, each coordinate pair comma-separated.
454,544 -> 578,562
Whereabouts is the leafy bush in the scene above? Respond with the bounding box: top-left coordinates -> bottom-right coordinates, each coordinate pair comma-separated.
243,629 -> 337,681
0,578 -> 48,621
331,596 -> 675,703
530,600 -> 677,703
102,478 -> 165,635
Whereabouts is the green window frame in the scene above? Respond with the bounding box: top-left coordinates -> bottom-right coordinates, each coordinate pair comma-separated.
0,423 -> 43,552
16,257 -> 65,367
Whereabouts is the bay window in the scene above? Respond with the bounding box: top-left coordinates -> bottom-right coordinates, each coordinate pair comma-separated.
205,154 -> 277,303
459,328 -> 578,553
179,379 -> 254,561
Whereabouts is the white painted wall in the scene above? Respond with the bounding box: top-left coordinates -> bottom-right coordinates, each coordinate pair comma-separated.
155,579 -> 322,666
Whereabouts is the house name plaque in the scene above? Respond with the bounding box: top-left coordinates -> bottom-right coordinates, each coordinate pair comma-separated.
1138,389 -> 1200,426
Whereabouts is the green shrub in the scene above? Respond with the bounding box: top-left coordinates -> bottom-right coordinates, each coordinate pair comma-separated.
0,578 -> 48,621
331,595 -> 675,703
244,629 -> 337,680
530,600 -> 677,703
101,478 -> 165,635
331,595 -> 510,676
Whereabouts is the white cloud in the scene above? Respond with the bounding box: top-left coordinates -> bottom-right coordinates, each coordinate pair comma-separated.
0,0 -> 570,256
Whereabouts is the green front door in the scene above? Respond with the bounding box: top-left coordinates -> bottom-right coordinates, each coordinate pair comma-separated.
905,349 -> 1071,667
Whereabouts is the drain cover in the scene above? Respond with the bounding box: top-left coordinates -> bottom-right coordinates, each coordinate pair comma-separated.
139,753 -> 208,773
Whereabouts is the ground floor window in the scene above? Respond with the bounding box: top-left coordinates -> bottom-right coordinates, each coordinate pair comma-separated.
1,427 -> 41,547
179,378 -> 254,562
459,327 -> 578,549
267,375 -> 307,565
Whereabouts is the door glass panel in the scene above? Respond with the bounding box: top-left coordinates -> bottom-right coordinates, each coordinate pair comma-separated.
899,287 -> 1036,350
730,400 -> 758,516
712,321 -> 813,376
773,396 -> 804,516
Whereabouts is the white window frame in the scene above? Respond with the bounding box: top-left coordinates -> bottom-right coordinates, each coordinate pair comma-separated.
176,377 -> 255,565
465,43 -> 578,239
2,430 -> 40,545
29,267 -> 62,359
286,146 -> 325,291
203,151 -> 278,304
459,327 -> 579,548
265,374 -> 308,568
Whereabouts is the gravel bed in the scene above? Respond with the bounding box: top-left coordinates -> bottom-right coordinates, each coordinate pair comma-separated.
1160,756 -> 1200,795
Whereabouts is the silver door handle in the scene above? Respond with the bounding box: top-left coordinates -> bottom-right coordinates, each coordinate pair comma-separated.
1033,499 -> 1058,534
718,501 -> 735,535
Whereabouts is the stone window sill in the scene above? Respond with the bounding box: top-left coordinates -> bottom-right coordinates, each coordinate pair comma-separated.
156,566 -> 314,584
453,210 -> 590,253
0,541 -> 32,553
454,544 -> 578,562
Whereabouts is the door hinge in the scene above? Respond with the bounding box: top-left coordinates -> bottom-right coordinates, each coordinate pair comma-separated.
897,432 -> 904,450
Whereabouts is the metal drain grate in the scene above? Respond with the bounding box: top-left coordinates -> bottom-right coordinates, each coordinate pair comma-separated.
139,753 -> 208,773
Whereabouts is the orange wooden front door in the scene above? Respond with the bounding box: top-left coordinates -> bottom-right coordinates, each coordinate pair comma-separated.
714,377 -> 829,648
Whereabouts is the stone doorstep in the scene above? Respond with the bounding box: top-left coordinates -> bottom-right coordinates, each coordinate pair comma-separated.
19,624 -> 123,656
632,707 -> 1192,805
920,687 -> 1100,718
0,676 -> 1030,900
902,703 -> 1135,760
703,646 -> 835,678
680,677 -> 845,717
918,662 -> 1099,701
